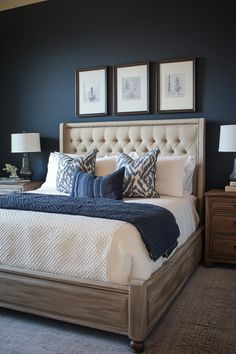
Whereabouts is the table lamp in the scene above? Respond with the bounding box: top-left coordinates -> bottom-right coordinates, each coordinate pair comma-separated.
219,125 -> 236,189
11,132 -> 41,180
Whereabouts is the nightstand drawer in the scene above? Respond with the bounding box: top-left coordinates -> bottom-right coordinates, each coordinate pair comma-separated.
0,185 -> 24,194
212,215 -> 236,235
211,200 -> 236,213
211,239 -> 236,259
0,181 -> 43,194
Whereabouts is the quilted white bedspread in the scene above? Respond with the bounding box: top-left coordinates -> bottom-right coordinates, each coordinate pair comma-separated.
0,192 -> 199,285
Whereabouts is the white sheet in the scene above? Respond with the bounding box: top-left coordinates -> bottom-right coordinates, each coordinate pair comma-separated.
0,189 -> 199,285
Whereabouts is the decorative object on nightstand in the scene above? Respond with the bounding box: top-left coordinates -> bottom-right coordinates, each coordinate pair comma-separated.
2,163 -> 18,178
205,189 -> 236,267
11,132 -> 41,180
218,124 -> 236,191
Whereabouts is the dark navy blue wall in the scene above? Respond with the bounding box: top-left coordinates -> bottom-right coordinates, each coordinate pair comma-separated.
0,0 -> 235,189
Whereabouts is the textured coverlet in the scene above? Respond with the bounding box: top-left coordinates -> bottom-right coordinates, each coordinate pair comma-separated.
0,195 -> 198,284
0,193 -> 179,261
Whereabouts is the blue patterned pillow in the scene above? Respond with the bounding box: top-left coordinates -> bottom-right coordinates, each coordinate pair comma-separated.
116,149 -> 159,198
56,150 -> 97,194
71,167 -> 125,200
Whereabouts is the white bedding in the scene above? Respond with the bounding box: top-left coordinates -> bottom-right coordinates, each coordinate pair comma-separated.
0,189 -> 199,285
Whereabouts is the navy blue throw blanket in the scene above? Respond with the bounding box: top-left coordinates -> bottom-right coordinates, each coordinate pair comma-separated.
0,193 -> 180,261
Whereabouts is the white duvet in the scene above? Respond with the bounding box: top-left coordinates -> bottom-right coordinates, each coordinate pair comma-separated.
0,189 -> 199,285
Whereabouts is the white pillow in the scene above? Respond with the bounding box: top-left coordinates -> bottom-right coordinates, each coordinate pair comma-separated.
41,152 -> 59,190
95,156 -> 116,176
155,155 -> 196,197
183,156 -> 196,196
94,153 -> 140,177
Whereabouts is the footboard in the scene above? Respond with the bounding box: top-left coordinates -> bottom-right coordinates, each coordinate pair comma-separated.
0,226 -> 203,352
0,267 -> 129,335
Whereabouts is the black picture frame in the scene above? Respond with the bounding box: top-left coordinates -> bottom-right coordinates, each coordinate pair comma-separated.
157,58 -> 196,113
114,62 -> 149,115
75,66 -> 107,117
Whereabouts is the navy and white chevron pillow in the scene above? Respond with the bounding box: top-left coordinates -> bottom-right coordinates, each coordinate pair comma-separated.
56,149 -> 97,194
116,149 -> 160,198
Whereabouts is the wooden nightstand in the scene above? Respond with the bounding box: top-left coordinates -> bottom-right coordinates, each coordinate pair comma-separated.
205,189 -> 236,266
0,180 -> 43,194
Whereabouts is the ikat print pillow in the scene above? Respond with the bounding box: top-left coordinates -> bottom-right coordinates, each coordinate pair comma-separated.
56,149 -> 97,194
116,148 -> 160,198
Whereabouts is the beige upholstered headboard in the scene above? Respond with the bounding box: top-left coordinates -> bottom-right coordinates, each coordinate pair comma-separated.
60,118 -> 205,219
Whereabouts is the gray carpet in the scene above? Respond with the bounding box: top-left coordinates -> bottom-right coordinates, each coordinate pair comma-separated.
0,265 -> 236,354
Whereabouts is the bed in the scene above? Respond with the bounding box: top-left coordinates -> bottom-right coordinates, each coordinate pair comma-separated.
0,118 -> 205,352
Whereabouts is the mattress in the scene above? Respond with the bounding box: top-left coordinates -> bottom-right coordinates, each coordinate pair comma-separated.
0,189 -> 199,285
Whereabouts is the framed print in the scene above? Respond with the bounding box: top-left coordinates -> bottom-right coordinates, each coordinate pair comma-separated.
158,58 -> 196,112
76,66 -> 107,117
115,62 -> 149,115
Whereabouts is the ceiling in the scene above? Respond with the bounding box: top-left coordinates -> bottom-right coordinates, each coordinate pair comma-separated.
0,0 -> 47,12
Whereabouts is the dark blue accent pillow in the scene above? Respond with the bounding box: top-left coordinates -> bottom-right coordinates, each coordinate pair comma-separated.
71,167 -> 125,200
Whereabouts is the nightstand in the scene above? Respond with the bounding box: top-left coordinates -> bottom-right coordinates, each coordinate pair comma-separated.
205,189 -> 236,266
0,180 -> 43,194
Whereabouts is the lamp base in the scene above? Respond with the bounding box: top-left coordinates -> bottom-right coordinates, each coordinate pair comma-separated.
229,158 -> 236,182
19,153 -> 32,180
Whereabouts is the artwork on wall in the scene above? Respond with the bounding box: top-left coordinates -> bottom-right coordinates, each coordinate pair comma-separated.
114,62 -> 149,115
76,66 -> 107,117
157,58 -> 196,112
75,59 -> 196,117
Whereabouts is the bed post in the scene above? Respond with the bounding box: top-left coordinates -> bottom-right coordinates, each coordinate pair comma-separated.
129,280 -> 147,352
196,118 -> 206,222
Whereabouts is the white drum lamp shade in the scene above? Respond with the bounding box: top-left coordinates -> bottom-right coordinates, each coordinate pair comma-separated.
219,125 -> 236,152
219,125 -> 236,182
11,132 -> 41,180
11,133 -> 41,153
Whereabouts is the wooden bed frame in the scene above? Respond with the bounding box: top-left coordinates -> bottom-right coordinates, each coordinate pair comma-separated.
0,118 -> 205,352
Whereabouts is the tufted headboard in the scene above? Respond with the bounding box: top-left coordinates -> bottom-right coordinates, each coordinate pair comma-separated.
60,118 -> 205,219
